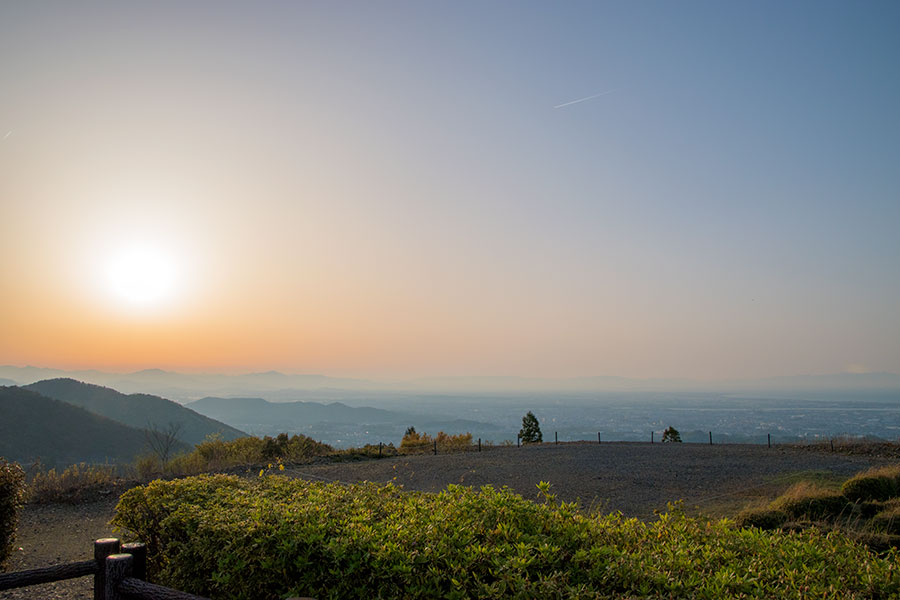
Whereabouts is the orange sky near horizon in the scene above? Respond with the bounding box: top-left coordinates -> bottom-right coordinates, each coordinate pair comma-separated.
2,3 -> 898,381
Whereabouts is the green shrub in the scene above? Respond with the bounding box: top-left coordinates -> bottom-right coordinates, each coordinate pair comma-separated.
842,466 -> 900,502
113,475 -> 900,600
869,505 -> 900,536
771,482 -> 850,520
0,458 -> 25,568
735,507 -> 789,530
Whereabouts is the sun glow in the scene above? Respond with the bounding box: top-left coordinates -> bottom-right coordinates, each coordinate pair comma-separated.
106,244 -> 177,308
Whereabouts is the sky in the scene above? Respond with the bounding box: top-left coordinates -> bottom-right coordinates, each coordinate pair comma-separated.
1,1 -> 898,381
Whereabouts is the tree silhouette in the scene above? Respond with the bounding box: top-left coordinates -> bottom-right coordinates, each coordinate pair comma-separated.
519,411 -> 543,444
662,426 -> 682,443
145,422 -> 183,467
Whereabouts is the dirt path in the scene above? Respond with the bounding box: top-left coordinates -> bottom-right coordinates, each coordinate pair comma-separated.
1,443 -> 891,598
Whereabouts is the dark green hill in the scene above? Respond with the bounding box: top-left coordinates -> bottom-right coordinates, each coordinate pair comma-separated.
25,379 -> 246,445
0,386 -> 159,466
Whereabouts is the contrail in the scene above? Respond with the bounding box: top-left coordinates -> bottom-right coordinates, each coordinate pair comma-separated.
554,88 -> 619,109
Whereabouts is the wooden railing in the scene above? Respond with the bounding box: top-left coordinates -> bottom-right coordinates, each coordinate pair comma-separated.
0,537 -> 316,599
0,538 -> 208,600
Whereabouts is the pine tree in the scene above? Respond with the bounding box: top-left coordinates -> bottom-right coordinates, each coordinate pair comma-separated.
662,426 -> 682,443
519,411 -> 543,444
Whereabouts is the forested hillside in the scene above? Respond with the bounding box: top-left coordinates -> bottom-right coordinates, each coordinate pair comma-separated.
25,379 -> 246,445
0,386 -> 161,466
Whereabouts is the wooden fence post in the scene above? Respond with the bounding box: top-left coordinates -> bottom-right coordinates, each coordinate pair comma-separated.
378,442 -> 382,458
651,431 -> 654,444
121,542 -> 146,581
598,432 -> 601,444
94,538 -> 120,600
478,438 -> 481,452
555,431 -> 558,445
433,440 -> 437,455
709,431 -> 713,445
768,433 -> 771,448
104,554 -> 133,600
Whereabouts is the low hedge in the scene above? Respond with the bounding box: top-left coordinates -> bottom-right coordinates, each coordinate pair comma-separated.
113,475 -> 900,599
0,458 -> 26,569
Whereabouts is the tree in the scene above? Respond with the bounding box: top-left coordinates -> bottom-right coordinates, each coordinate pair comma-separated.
145,422 -> 183,467
662,426 -> 682,443
519,411 -> 542,444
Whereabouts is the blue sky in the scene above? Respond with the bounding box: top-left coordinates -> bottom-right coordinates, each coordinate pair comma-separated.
1,1 -> 898,379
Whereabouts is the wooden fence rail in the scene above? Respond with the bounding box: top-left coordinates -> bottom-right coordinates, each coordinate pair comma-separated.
0,538 -> 210,600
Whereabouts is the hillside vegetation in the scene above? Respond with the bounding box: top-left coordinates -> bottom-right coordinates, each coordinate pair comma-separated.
738,464 -> 900,550
0,386 -> 154,466
26,379 -> 245,444
113,474 -> 900,600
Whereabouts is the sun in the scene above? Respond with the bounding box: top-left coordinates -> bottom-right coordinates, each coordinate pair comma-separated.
105,244 -> 177,308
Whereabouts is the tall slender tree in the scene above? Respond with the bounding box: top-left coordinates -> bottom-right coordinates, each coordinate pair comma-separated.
519,411 -> 543,444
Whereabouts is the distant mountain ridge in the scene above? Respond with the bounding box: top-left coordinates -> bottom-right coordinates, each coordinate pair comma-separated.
1,366 -> 899,402
25,379 -> 246,445
185,396 -> 501,445
0,386 -> 170,466
187,396 -> 406,427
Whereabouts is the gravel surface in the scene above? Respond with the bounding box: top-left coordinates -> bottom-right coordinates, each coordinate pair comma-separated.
285,442 -> 892,517
1,496 -> 118,599
1,443 -> 891,599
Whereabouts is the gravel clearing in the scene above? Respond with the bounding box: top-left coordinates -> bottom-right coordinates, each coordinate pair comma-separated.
285,442 -> 893,517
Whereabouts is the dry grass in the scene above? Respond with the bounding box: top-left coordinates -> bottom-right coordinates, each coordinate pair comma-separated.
26,463 -> 129,504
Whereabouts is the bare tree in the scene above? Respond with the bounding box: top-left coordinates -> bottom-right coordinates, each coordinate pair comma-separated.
145,422 -> 183,468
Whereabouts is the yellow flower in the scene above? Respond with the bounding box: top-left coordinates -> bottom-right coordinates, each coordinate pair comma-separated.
279,463 -> 285,471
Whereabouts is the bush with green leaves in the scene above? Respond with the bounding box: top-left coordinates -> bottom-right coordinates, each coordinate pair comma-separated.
842,466 -> 900,502
518,411 -> 542,444
113,475 -> 900,599
0,458 -> 25,569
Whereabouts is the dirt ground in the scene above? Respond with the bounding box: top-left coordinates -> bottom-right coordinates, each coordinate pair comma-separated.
1,495 -> 119,599
286,442 -> 890,517
1,442 -> 892,599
